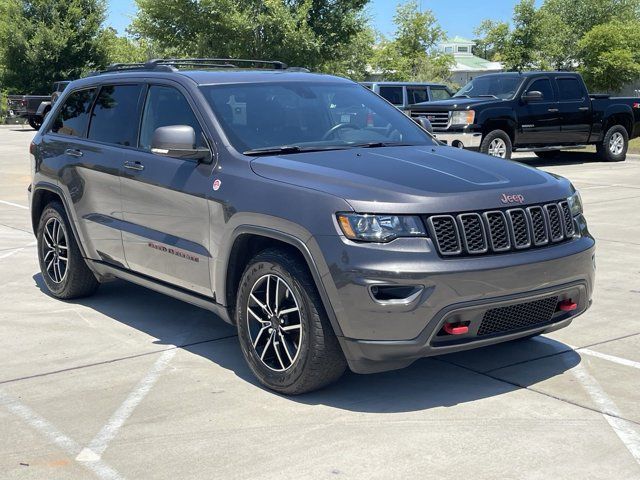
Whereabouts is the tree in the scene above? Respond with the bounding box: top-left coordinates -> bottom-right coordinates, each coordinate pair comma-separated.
0,0 -> 109,94
578,20 -> 640,92
371,0 -> 452,82
102,27 -> 152,65
502,0 -> 541,71
473,20 -> 509,61
130,0 -> 371,74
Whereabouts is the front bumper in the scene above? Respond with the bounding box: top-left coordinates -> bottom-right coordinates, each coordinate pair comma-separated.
311,230 -> 595,374
433,130 -> 482,149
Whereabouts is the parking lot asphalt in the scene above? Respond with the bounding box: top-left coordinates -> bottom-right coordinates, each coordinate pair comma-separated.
1,125 -> 639,480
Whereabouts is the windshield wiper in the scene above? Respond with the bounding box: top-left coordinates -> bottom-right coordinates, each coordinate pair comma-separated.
352,142 -> 415,149
453,94 -> 469,98
475,95 -> 499,99
243,145 -> 348,156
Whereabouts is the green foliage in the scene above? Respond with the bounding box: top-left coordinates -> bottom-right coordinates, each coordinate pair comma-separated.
371,0 -> 452,82
578,20 -> 640,92
131,0 -> 371,74
473,20 -> 509,61
102,27 -> 151,65
502,0 -> 541,71
0,0 -> 109,94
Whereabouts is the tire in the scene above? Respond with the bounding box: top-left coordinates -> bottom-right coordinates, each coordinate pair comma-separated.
28,116 -> 42,131
36,201 -> 99,299
480,129 -> 512,159
597,125 -> 628,162
236,248 -> 346,394
534,151 -> 559,160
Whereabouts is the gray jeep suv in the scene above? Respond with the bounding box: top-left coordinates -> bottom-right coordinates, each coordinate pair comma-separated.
28,59 -> 595,394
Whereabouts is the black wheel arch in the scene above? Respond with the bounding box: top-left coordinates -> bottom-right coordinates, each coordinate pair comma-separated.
220,225 -> 344,336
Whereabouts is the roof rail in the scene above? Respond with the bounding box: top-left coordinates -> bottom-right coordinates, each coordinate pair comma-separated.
93,58 -> 290,75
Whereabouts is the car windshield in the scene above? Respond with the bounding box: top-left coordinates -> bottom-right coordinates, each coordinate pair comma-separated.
200,82 -> 436,154
454,75 -> 523,100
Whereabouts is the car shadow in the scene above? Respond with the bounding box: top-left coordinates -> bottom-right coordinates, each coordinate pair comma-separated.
33,273 -> 581,413
9,128 -> 36,132
516,150 -> 604,167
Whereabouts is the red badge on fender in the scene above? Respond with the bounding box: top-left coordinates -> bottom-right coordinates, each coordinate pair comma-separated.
213,179 -> 222,191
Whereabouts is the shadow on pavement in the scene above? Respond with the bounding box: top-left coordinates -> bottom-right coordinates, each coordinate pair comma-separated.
33,273 -> 581,413
516,150 -> 605,168
9,128 -> 35,133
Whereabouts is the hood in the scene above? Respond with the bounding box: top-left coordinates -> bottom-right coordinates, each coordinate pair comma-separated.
412,97 -> 502,110
250,146 -> 573,214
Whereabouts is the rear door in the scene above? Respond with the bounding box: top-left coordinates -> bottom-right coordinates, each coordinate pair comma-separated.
555,75 -> 591,143
119,83 -> 213,295
378,85 -> 405,109
518,77 -> 561,145
45,86 -> 129,267
406,86 -> 429,105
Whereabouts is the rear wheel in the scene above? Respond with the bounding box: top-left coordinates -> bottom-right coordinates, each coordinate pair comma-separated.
480,130 -> 512,159
597,125 -> 628,162
37,202 -> 99,299
236,248 -> 346,394
28,116 -> 42,131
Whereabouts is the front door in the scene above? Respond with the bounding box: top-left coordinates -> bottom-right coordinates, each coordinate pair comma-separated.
120,84 -> 213,296
518,77 -> 561,145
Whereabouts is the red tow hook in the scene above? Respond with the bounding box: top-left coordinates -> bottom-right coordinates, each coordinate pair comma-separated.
443,323 -> 469,335
559,299 -> 578,312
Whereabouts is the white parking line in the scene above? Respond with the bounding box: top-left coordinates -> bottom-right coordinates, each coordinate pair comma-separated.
0,241 -> 37,260
0,200 -> 28,210
0,389 -> 125,479
571,363 -> 640,464
580,348 -> 640,371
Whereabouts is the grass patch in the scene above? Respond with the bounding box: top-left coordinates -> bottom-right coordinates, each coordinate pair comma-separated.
629,137 -> 640,154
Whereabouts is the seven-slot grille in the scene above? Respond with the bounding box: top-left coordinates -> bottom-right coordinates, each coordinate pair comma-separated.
426,201 -> 576,257
410,111 -> 450,130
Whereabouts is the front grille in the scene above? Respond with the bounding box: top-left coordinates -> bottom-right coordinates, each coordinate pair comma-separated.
425,200 -> 576,257
411,111 -> 450,129
477,296 -> 559,336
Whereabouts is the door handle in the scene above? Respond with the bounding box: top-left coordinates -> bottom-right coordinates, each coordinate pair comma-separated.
124,161 -> 144,171
547,108 -> 559,113
64,148 -> 83,158
578,106 -> 589,111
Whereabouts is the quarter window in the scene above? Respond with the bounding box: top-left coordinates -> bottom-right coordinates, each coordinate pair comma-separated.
139,86 -> 204,151
50,88 -> 96,137
557,78 -> 584,101
379,86 -> 403,106
88,85 -> 143,147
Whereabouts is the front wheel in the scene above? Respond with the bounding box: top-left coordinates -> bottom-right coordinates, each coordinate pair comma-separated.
480,130 -> 512,159
236,248 -> 346,394
597,125 -> 628,162
28,116 -> 42,131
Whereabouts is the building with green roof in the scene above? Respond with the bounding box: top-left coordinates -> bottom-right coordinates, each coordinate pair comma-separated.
440,37 -> 503,86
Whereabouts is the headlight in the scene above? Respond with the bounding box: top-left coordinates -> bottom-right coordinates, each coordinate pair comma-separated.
450,110 -> 475,126
567,191 -> 583,216
337,213 -> 427,242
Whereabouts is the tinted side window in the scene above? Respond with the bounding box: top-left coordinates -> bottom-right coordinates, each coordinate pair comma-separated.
88,85 -> 143,147
557,78 -> 584,101
379,86 -> 403,105
140,86 -> 204,151
51,88 -> 96,137
407,87 -> 429,104
527,78 -> 555,101
430,87 -> 452,101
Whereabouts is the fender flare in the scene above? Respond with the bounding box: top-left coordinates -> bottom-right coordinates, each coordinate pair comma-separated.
218,225 -> 343,337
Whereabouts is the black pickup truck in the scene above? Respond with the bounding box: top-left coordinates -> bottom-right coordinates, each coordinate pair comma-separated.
409,71 -> 640,161
6,81 -> 69,130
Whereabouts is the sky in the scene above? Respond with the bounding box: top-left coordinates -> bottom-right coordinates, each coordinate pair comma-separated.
106,0 -> 540,39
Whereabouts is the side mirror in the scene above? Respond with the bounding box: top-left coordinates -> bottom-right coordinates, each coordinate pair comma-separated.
151,125 -> 211,161
522,90 -> 543,103
414,115 -> 433,134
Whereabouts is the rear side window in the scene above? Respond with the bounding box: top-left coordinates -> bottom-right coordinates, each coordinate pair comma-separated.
430,87 -> 452,101
557,78 -> 584,101
88,85 -> 143,147
407,87 -> 429,104
51,88 -> 96,137
139,86 -> 204,151
379,86 -> 403,106
527,78 -> 555,101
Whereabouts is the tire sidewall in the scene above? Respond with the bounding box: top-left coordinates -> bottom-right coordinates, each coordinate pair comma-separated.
236,257 -> 314,391
481,130 -> 512,159
602,125 -> 628,162
37,203 -> 73,296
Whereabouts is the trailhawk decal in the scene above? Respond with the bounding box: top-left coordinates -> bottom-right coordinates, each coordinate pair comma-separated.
147,242 -> 200,263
